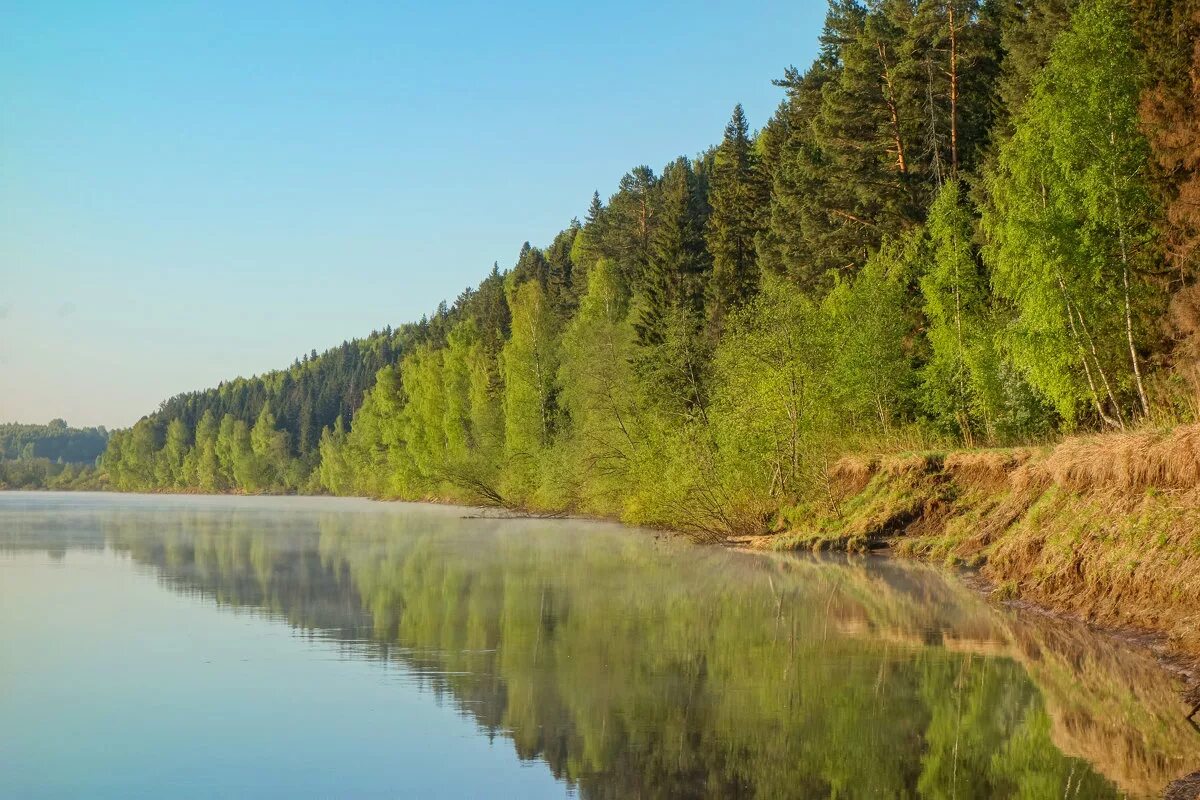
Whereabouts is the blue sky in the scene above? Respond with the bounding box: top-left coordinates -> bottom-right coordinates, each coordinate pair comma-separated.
1,1 -> 825,428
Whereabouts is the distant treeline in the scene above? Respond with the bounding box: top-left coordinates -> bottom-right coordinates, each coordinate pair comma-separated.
147,327 -> 425,457
100,0 -> 1200,535
0,420 -> 108,490
0,420 -> 108,463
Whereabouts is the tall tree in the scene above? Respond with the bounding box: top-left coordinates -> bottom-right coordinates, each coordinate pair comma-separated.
919,180 -> 1001,443
544,222 -> 580,315
603,166 -> 660,288
908,0 -> 1002,182
158,417 -> 190,488
501,277 -> 560,498
398,344 -> 449,490
823,237 -> 917,434
637,157 -> 709,348
1134,0 -> 1200,399
758,57 -> 842,288
557,258 -> 640,510
984,0 -> 1160,427
706,104 -> 768,333
711,276 -> 831,503
192,409 -> 222,492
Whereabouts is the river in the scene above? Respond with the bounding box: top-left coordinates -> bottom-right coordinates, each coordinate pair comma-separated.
1,492 -> 1196,798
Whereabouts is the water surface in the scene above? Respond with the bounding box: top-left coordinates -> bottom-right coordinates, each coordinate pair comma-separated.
1,492 -> 1196,798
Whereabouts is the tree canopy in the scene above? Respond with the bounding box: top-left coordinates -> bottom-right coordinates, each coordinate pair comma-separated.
96,0 -> 1198,534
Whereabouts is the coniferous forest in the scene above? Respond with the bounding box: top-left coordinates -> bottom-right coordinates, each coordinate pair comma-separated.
100,0 -> 1200,537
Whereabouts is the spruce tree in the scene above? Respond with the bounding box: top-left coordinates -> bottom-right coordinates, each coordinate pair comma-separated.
758,59 -> 841,288
636,157 -> 709,346
706,104 -> 768,335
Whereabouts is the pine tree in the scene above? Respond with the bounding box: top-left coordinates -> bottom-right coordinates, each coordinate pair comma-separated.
545,222 -> 579,316
758,59 -> 841,288
907,0 -> 1002,182
820,0 -> 922,226
991,0 -> 1076,131
603,166 -> 660,288
511,242 -> 551,290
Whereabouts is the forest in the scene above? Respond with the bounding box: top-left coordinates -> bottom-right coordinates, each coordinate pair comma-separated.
99,0 -> 1200,537
0,420 -> 108,490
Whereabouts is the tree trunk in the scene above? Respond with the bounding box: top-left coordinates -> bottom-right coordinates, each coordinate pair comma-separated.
1113,182 -> 1150,418
877,41 -> 909,175
1059,277 -> 1123,429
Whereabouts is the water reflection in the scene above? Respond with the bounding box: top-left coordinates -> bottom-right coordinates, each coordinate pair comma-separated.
2,493 -> 1197,798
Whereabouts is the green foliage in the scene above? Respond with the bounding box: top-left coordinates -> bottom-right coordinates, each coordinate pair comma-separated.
919,180 -> 1002,443
159,418 -> 190,488
712,278 -> 830,501
0,457 -> 104,490
101,406 -> 296,494
86,0 -> 1191,543
250,404 -> 291,489
193,409 -> 222,492
501,277 -> 560,501
0,420 -> 109,491
557,259 -> 640,513
822,238 -> 917,435
706,104 -> 767,332
983,0 -> 1160,428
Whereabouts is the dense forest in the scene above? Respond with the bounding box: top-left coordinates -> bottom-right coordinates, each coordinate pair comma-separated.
99,0 -> 1200,535
0,420 -> 107,490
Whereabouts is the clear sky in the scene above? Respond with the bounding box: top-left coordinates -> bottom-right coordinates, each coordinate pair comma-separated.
1,1 -> 825,429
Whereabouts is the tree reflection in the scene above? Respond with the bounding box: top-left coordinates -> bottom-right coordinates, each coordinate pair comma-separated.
5,499 -> 1196,798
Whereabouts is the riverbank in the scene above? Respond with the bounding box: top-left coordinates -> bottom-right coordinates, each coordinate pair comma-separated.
11,422 -> 1200,669
759,424 -> 1200,669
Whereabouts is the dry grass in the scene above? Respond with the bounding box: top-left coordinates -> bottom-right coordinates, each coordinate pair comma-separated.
776,423 -> 1200,657
1045,423 -> 1200,494
880,452 -> 940,476
985,485 -> 1200,652
944,449 -> 1036,491
828,455 -> 876,497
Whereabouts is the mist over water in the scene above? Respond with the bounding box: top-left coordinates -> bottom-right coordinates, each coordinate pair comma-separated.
1,492 -> 1195,798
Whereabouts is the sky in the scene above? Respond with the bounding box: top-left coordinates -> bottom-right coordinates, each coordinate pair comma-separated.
1,1 -> 825,429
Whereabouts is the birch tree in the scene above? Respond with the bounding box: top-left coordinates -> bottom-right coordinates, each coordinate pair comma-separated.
983,0 -> 1159,427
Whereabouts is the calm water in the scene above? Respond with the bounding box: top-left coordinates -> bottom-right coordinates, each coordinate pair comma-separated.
1,493 -> 1196,798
